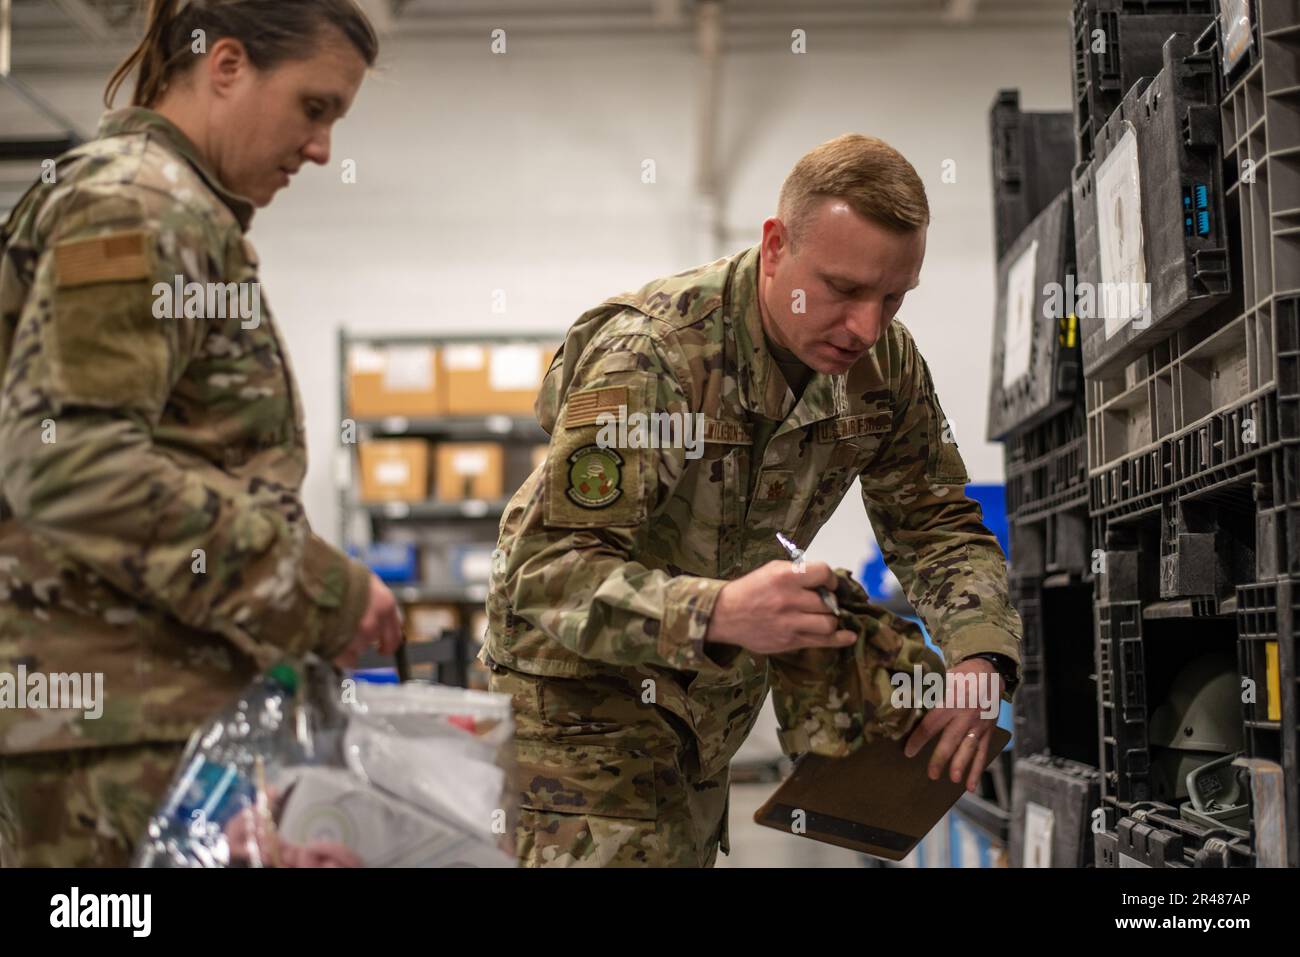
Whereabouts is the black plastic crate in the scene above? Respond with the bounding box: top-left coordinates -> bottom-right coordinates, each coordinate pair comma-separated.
1010,754 -> 1103,867
1156,476 -> 1257,603
1095,800 -> 1254,865
1235,579 -> 1299,865
1257,446 -> 1300,582
1009,503 -> 1092,580
1088,300 -> 1300,522
1007,406 -> 1090,515
1219,5 -> 1300,321
990,91 -> 1076,262
987,189 -> 1080,440
1096,599 -> 1153,802
1100,0 -> 1217,10
1074,32 -> 1231,379
1010,576 -> 1049,759
1216,0 -> 1271,86
1072,0 -> 1219,164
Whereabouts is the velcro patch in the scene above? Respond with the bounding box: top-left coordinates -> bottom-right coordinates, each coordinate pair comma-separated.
54,230 -> 152,288
599,352 -> 641,373
815,411 -> 892,443
565,445 -> 625,509
564,385 -> 628,428
702,417 -> 751,445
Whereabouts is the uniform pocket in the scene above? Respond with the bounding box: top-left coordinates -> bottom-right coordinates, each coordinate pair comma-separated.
513,738 -> 658,821
48,279 -> 168,413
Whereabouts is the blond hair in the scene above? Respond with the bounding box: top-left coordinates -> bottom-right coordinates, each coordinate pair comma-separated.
777,133 -> 929,243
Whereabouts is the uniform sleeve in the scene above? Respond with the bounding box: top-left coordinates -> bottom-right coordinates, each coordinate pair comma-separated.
0,186 -> 369,660
858,323 -> 1023,699
497,329 -> 732,674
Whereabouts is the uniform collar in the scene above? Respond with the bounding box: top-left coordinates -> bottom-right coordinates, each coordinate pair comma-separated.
725,245 -> 846,430
97,107 -> 256,232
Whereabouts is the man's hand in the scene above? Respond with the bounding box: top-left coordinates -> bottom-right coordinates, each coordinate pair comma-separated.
705,560 -> 856,654
903,657 -> 1003,792
332,574 -> 404,670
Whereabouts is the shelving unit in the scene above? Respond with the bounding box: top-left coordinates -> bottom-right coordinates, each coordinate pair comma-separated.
337,330 -> 559,687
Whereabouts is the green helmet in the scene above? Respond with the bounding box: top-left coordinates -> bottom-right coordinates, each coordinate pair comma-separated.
1148,653 -> 1243,753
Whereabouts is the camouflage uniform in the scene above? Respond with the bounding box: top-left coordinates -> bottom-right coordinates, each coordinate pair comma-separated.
484,246 -> 1023,867
0,108 -> 372,865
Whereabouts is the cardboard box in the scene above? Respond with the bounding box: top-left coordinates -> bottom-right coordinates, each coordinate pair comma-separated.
441,343 -> 557,415
435,443 -> 505,501
348,344 -> 443,419
406,603 -> 460,642
358,440 -> 430,503
449,543 -> 496,586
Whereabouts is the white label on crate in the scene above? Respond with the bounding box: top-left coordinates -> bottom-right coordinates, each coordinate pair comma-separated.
452,450 -> 490,476
1096,125 -> 1149,340
1023,801 -> 1055,868
489,345 -> 543,391
1220,0 -> 1254,73
444,345 -> 486,370
382,346 -> 434,392
1002,239 -> 1038,390
459,549 -> 495,583
349,345 -> 385,374
375,460 -> 411,485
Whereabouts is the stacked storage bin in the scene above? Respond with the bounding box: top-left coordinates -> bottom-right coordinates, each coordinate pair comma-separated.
987,89 -> 1106,867
1066,0 -> 1299,867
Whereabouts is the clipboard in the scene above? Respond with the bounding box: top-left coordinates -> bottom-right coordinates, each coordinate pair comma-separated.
753,725 -> 1012,861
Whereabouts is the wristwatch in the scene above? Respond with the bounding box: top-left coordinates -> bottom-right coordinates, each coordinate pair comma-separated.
963,652 -> 1019,697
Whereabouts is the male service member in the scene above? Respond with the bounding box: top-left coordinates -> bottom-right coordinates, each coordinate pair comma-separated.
483,134 -> 1023,867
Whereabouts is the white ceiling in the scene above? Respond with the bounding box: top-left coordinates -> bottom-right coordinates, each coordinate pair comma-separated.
1,0 -> 1073,210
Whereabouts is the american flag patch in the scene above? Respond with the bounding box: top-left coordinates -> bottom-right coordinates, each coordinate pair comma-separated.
564,385 -> 628,427
54,230 -> 152,288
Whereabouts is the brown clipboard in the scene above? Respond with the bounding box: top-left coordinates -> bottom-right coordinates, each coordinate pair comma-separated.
753,725 -> 1012,861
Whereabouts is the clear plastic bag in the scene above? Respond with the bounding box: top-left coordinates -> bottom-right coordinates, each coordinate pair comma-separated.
133,657 -> 516,867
